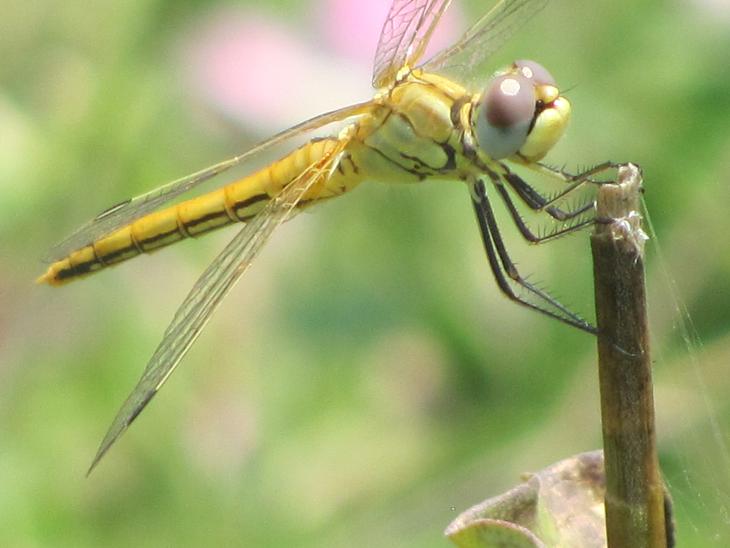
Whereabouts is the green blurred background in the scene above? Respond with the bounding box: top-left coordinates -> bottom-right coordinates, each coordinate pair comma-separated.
2,0 -> 730,546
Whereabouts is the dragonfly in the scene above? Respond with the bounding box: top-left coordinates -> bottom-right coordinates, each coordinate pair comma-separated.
39,0 -> 612,473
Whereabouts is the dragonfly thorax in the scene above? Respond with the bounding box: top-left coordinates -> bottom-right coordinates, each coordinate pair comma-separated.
472,60 -> 571,163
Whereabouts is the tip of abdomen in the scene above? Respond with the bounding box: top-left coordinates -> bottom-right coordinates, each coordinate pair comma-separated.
35,271 -> 51,285
36,263 -> 65,286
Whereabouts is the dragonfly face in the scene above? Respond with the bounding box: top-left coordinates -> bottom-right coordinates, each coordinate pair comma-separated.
472,60 -> 571,162
38,0 -> 611,472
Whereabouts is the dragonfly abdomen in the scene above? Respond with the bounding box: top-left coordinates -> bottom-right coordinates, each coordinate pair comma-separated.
38,138 -> 349,286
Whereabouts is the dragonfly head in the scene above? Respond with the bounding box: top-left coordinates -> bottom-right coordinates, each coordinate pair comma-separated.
472,60 -> 571,163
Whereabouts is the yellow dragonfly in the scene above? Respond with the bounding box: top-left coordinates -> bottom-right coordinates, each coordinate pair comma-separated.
39,0 -> 612,472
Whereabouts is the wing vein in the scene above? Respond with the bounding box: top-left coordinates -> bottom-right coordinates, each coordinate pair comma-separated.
87,136 -> 351,474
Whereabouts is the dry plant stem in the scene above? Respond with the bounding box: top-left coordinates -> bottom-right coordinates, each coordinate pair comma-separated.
590,164 -> 667,548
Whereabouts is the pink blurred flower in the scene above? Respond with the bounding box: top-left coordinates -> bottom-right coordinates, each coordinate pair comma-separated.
317,0 -> 463,66
181,0 -> 463,134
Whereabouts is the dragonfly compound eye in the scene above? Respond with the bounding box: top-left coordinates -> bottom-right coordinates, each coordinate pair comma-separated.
474,73 -> 535,160
513,59 -> 556,86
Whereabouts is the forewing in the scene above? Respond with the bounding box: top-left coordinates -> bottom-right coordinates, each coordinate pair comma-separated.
421,0 -> 548,83
87,135 -> 351,474
45,101 -> 371,262
372,0 -> 452,88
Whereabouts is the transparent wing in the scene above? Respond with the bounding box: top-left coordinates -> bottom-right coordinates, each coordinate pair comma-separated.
421,0 -> 548,82
372,0 -> 452,88
87,135 -> 351,474
45,101 -> 371,262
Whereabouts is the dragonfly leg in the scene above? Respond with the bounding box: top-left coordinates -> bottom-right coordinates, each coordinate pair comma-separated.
493,182 -> 594,244
529,161 -> 620,186
502,171 -> 594,221
502,161 -> 618,220
470,178 -> 596,334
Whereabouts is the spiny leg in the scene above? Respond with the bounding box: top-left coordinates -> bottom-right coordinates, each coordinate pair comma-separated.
491,161 -> 618,241
471,182 -> 554,321
470,178 -> 595,334
529,161 -> 620,186
493,181 -> 594,244
475,181 -> 592,329
503,171 -> 594,221
504,161 -> 619,220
